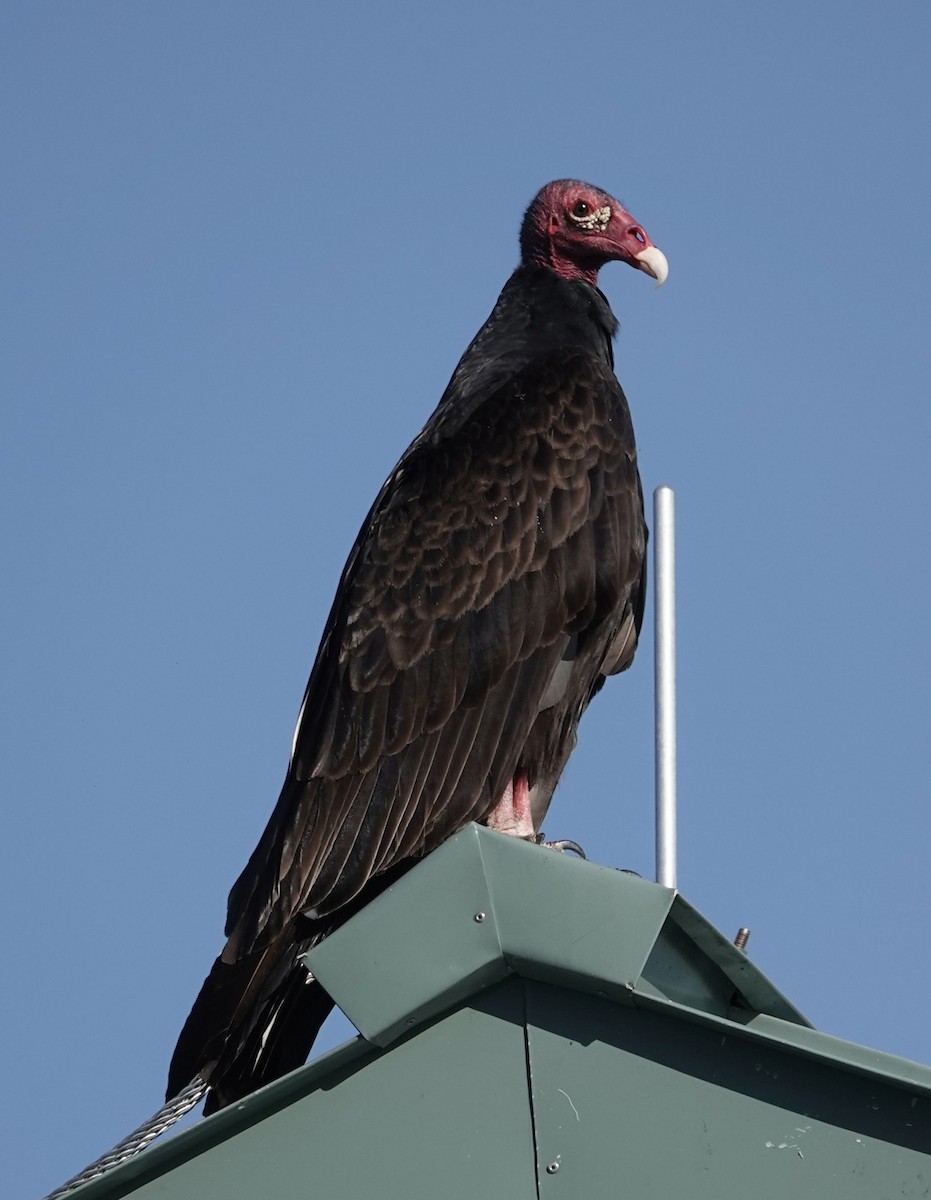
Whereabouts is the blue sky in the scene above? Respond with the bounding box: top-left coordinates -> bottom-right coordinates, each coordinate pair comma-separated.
4,3 -> 930,1195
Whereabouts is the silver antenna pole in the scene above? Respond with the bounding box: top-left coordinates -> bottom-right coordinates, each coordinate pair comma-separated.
653,485 -> 677,889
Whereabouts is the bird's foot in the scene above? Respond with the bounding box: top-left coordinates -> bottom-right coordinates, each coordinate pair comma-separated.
534,833 -> 586,859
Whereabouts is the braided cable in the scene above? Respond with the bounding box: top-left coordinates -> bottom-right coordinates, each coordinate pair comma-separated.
41,1076 -> 207,1200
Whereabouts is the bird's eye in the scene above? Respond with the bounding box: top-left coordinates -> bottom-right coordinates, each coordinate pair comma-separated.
571,200 -> 590,218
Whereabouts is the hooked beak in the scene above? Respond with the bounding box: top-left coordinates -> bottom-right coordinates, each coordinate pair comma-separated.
634,245 -> 669,287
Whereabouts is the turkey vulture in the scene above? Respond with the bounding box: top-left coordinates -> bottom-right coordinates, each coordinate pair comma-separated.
168,179 -> 667,1114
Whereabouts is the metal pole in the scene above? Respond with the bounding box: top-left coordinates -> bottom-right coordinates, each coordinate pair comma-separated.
653,485 -> 677,889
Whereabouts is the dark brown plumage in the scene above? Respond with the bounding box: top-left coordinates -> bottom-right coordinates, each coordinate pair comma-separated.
168,179 -> 667,1114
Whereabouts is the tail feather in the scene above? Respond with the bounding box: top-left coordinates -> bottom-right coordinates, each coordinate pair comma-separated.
167,938 -> 332,1110
204,969 -> 335,1115
167,952 -> 261,1100
169,856 -> 417,1112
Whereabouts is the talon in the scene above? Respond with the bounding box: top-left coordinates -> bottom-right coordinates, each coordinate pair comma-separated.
541,838 -> 586,859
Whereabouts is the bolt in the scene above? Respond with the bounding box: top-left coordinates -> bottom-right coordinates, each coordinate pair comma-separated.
546,1161 -> 560,1174
734,927 -> 751,951
473,912 -> 486,923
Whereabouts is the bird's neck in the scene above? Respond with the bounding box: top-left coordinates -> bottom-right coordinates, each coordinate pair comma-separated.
522,248 -> 602,287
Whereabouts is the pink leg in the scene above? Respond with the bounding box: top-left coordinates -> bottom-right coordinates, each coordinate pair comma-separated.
485,773 -> 536,838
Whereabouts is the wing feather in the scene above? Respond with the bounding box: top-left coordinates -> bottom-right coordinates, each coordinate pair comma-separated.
228,351 -> 640,944
176,343 -> 647,1107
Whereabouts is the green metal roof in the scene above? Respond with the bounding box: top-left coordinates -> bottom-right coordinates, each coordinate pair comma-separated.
68,825 -> 931,1198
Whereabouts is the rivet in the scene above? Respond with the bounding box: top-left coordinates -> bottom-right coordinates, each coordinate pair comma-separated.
473,912 -> 486,923
546,1161 -> 560,1174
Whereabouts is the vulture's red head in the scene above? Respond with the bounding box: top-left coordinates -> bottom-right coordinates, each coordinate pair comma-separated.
520,179 -> 668,289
